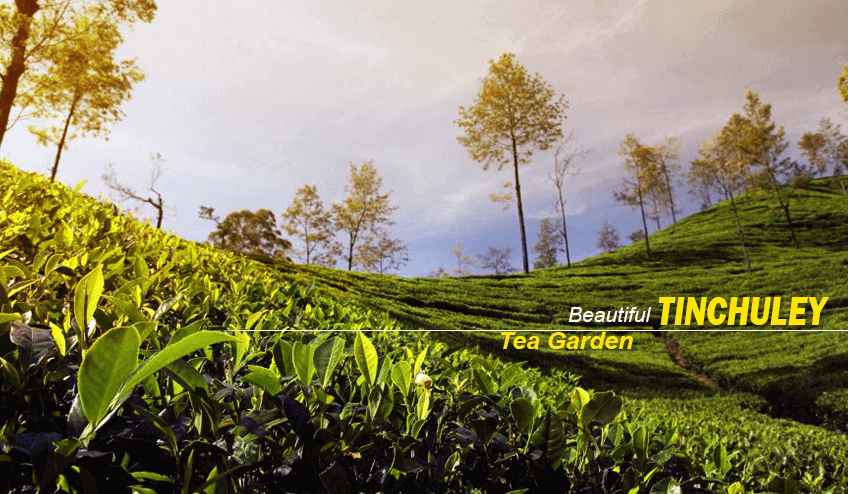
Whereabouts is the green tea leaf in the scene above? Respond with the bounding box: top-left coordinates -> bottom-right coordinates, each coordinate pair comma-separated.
314,336 -> 344,387
0,313 -> 22,324
416,387 -> 431,421
528,408 -> 566,470
78,327 -> 140,427
571,387 -> 591,413
713,442 -> 731,478
368,383 -> 394,423
579,390 -> 622,428
243,365 -> 282,395
412,346 -> 428,377
472,367 -> 498,395
120,330 -> 237,400
292,340 -> 315,386
354,331 -> 378,387
632,426 -> 648,463
74,265 -> 104,334
391,360 -> 412,394
510,397 -> 535,433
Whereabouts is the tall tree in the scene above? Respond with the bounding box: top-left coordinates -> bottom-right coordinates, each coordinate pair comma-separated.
478,246 -> 516,274
332,160 -> 398,271
614,134 -> 656,260
838,63 -> 848,106
644,155 -> 671,231
533,217 -> 561,269
101,152 -> 168,229
549,131 -> 586,267
207,209 -> 290,259
281,183 -> 335,265
691,131 -> 752,272
456,52 -> 567,274
796,132 -> 827,177
655,136 -> 683,225
0,0 -> 156,150
27,12 -> 144,181
596,219 -> 620,254
739,91 -> 798,248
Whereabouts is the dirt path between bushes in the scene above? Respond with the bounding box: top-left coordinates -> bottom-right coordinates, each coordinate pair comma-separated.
659,335 -> 719,389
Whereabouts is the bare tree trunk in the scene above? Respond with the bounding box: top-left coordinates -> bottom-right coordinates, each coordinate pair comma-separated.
635,169 -> 652,260
780,203 -> 798,249
728,192 -> 751,273
765,163 -> 799,249
556,189 -> 571,268
0,0 -> 40,151
511,137 -> 529,274
155,195 -> 163,229
50,93 -> 80,182
661,160 -> 678,224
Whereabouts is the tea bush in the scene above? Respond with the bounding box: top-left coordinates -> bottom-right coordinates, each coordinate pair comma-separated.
1,161 -> 845,493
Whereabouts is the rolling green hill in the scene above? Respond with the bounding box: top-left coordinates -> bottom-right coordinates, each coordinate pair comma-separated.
283,179 -> 848,417
1,160 -> 847,493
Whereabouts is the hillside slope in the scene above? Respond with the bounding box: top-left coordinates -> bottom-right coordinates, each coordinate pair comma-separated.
282,179 -> 848,411
2,160 -> 847,492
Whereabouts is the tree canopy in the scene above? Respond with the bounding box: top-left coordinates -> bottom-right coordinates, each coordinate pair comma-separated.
26,11 -> 145,181
355,228 -> 409,275
0,0 -> 156,151
798,118 -> 846,177
478,246 -> 516,274
281,183 -> 335,266
596,219 -> 620,254
207,209 -> 291,259
838,63 -> 848,106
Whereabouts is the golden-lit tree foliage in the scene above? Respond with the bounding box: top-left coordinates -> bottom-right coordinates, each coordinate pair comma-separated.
456,52 -> 567,274
0,0 -> 156,152
614,134 -> 657,260
281,184 -> 335,266
26,11 -> 145,181
838,63 -> 848,106
332,160 -> 398,271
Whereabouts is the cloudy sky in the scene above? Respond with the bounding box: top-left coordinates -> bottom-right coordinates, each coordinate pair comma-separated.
3,0 -> 847,276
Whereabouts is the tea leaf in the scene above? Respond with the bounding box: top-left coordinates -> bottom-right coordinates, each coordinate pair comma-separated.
243,365 -> 282,395
314,336 -> 344,387
74,265 -> 104,335
391,360 -> 412,394
354,331 -> 378,387
510,397 -> 535,433
78,327 -> 140,427
579,390 -> 622,428
120,330 -> 238,400
293,340 -> 315,386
